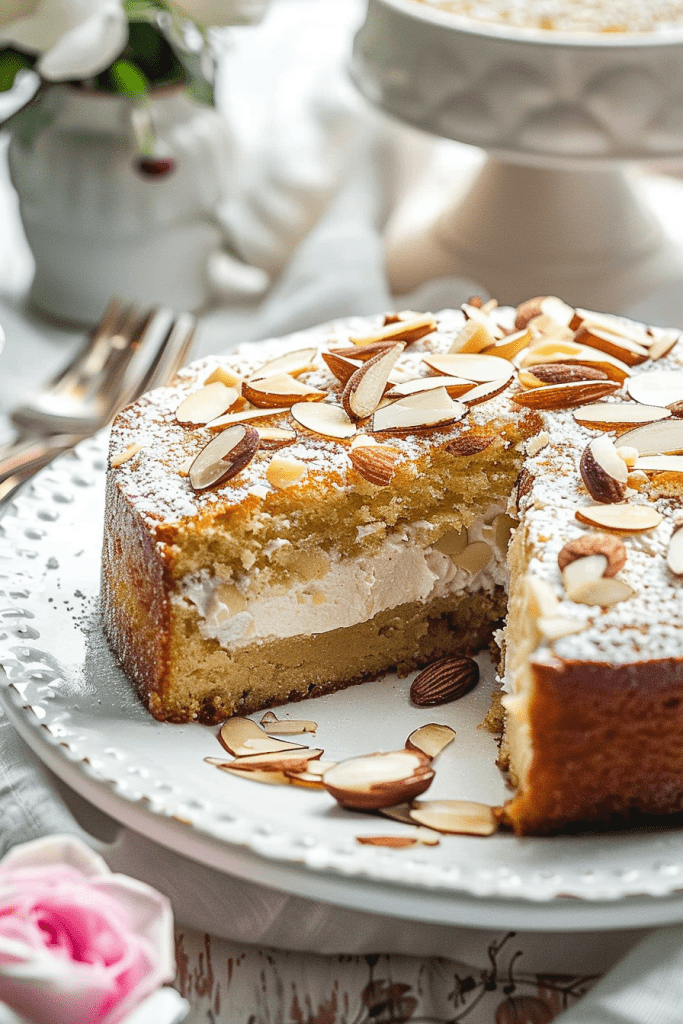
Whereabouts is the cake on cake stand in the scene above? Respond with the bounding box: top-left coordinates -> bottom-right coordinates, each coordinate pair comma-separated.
351,0 -> 683,318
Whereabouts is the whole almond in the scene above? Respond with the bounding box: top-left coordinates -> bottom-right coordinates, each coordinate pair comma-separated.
580,436 -> 628,504
410,655 -> 479,706
511,379 -> 620,409
558,533 -> 626,577
442,435 -> 494,457
349,444 -> 400,486
520,362 -> 609,387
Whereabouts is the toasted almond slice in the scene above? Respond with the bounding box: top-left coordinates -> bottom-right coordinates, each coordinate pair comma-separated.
213,765 -> 292,786
176,382 -> 240,426
371,389 -> 466,433
248,347 -> 318,380
574,403 -> 671,430
562,554 -> 608,598
410,655 -> 479,706
649,329 -> 680,360
266,455 -> 307,490
667,525 -> 683,574
572,307 -> 652,343
219,716 -> 302,757
669,401 -> 683,418
448,318 -> 496,354
227,748 -> 324,773
635,455 -> 683,473
460,377 -> 512,405
377,803 -> 416,826
461,302 -> 506,339
262,719 -> 318,735
558,532 -> 626,577
406,723 -> 456,759
520,363 -> 609,389
409,799 -> 498,836
516,295 -> 575,331
291,401 -> 357,439
422,353 -> 514,382
616,445 -> 640,468
255,425 -> 297,447
520,344 -> 631,382
385,375 -> 475,400
342,343 -> 405,420
322,750 -> 434,810
242,373 -> 326,408
111,442 -> 143,468
349,315 -> 436,347
321,351 -> 362,385
189,424 -> 259,491
575,503 -> 663,531
356,834 -> 418,848
537,615 -> 585,641
204,365 -> 243,388
442,434 -> 494,457
481,328 -> 532,361
328,342 -> 396,362
524,573 -> 559,618
512,379 -> 620,409
240,736 -> 307,754
566,575 -> 635,607
574,324 -> 649,365
207,406 -> 290,430
580,435 -> 628,503
349,444 -> 401,486
626,370 -> 683,409
287,760 -> 335,778
617,418 -> 683,455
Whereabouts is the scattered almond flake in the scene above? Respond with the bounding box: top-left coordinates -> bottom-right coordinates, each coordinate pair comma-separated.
405,723 -> 456,759
371,388 -> 466,433
248,346 -> 318,380
262,718 -> 317,735
243,373 -> 327,408
290,401 -> 357,439
342,343 -> 405,420
627,370 -> 683,408
176,382 -> 240,426
227,748 -> 324,773
322,750 -> 434,810
526,431 -> 549,456
668,526 -> 683,575
215,765 -> 292,786
384,375 -> 475,399
207,406 -> 291,430
349,433 -> 379,449
349,315 -> 436,347
265,455 -> 307,490
616,418 -> 683,456
356,834 -> 419,848
422,352 -> 514,382
636,456 -> 683,474
482,327 -> 531,361
558,532 -> 626,577
189,424 -> 259,492
448,318 -> 495,354
204,365 -> 243,388
574,403 -> 671,429
255,425 -> 297,446
537,614 -> 585,641
111,443 -> 143,468
574,324 -> 649,366
219,717 -> 304,757
575,502 -> 664,532
649,330 -> 680,360
460,377 -> 512,406
409,799 -> 498,836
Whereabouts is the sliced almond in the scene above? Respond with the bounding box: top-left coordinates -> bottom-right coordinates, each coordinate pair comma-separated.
669,401 -> 683,418
210,764 -> 291,786
248,346 -> 318,380
371,389 -> 466,433
537,615 -> 585,641
580,435 -> 628,503
524,573 -> 559,618
286,762 -> 337,789
349,315 -> 436,347
460,377 -> 512,406
667,525 -> 683,574
406,723 -> 456,759
328,342 -> 396,362
342,343 -> 405,421
409,799 -> 498,836
422,353 -> 514,383
239,736 -> 308,754
227,748 -> 323,773
481,328 -> 532,361
566,573 -> 635,607
207,406 -> 290,430
242,373 -> 326,408
448,318 -> 496,354
574,403 -> 671,430
574,324 -> 649,365
519,363 -> 609,388
355,834 -> 418,848
262,719 -> 318,735
291,401 -> 357,439
516,295 -> 575,331
461,302 -> 506,339
384,375 -> 475,400
635,455 -> 683,475
626,370 -> 683,409
511,379 -> 620,409
111,443 -> 143,468
442,434 -> 494,457
562,553 -> 608,598
410,655 -> 479,707
322,750 -> 434,810
255,425 -> 297,447
572,308 -> 652,345
451,540 -> 492,574
266,455 -> 307,490
204,365 -> 243,388
176,382 -> 240,426
520,343 -> 631,382
349,444 -> 401,486
617,418 -> 683,455
219,716 -> 303,757
321,351 -> 362,386
558,532 -> 626,577
575,503 -> 663,531
648,329 -> 680,360
189,424 -> 259,491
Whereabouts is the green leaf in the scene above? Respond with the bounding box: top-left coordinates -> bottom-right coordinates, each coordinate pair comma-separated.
0,49 -> 35,93
108,59 -> 150,96
122,0 -> 162,18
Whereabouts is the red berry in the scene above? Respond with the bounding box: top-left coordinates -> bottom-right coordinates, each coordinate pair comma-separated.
135,156 -> 176,178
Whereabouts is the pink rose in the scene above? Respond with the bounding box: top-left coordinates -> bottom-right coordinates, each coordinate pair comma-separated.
0,836 -> 176,1024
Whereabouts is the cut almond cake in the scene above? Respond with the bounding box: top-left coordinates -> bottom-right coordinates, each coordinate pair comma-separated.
101,297 -> 683,835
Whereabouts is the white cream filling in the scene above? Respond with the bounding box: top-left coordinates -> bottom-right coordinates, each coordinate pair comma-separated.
174,510 -> 508,650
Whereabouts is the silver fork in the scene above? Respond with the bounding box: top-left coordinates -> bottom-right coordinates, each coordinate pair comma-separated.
0,299 -> 197,503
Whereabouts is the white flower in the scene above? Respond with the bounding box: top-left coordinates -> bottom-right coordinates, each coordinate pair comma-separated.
0,0 -> 128,82
168,0 -> 271,28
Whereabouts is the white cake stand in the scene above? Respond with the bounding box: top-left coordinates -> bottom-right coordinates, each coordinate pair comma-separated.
351,0 -> 683,315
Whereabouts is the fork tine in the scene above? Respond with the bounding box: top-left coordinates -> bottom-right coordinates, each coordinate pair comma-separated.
140,312 -> 197,395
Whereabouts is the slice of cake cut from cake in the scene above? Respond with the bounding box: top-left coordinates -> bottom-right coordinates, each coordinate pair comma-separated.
101,298 -> 683,834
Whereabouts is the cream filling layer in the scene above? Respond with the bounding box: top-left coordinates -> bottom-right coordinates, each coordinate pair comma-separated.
175,512 -> 507,650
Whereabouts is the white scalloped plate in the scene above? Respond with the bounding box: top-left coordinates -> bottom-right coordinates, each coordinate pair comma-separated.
4,436 -> 683,931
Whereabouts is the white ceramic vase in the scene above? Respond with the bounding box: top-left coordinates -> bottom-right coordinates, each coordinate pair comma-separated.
7,83 -> 253,325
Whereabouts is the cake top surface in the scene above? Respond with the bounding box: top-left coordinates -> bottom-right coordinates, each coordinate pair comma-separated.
108,297 -> 683,667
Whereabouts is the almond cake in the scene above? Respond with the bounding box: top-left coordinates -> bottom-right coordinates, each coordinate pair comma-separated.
101,297 -> 683,835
